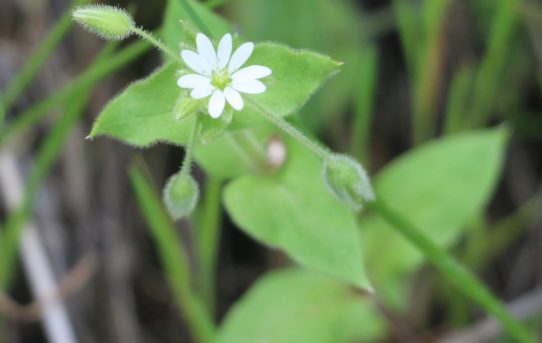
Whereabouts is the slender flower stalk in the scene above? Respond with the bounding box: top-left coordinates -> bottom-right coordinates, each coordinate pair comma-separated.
180,118 -> 199,178
368,199 -> 535,343
130,27 -> 181,62
247,98 -> 331,163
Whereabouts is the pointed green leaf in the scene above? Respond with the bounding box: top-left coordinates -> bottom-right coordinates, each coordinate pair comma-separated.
231,43 -> 342,129
88,43 -> 341,150
216,269 -> 385,343
360,128 -> 508,306
223,136 -> 370,289
88,63 -> 194,146
245,43 -> 341,116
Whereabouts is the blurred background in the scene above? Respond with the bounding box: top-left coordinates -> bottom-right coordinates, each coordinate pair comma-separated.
0,0 -> 541,342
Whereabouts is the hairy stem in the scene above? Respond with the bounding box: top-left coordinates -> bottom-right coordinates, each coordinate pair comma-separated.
248,99 -> 330,163
367,198 -> 535,343
180,118 -> 199,178
131,27 -> 180,62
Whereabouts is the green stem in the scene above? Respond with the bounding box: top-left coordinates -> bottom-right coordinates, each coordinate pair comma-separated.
196,177 -> 222,314
2,0 -> 88,112
1,40 -> 149,145
248,99 -> 330,163
180,118 -> 199,178
129,163 -> 215,343
131,27 -> 181,62
367,198 -> 535,343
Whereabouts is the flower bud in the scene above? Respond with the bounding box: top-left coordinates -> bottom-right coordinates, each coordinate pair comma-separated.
73,5 -> 135,41
163,172 -> 199,220
322,154 -> 374,210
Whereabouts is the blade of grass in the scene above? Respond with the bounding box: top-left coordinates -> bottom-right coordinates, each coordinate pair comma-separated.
0,95 -> 4,136
203,0 -> 228,9
178,0 -> 213,38
367,198 -> 536,343
393,0 -> 421,78
468,0 -> 522,127
0,40 -> 149,145
444,65 -> 475,134
474,187 -> 542,270
412,0 -> 450,144
195,177 -> 223,315
2,0 -> 88,113
0,44 -> 116,288
351,45 -> 378,165
129,161 -> 215,343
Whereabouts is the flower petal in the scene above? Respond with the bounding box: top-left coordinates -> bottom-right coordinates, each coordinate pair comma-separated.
208,90 -> 226,118
181,50 -> 211,75
196,33 -> 217,69
231,65 -> 272,82
232,79 -> 266,94
177,74 -> 211,89
224,87 -> 244,111
191,84 -> 215,99
228,42 -> 254,73
217,33 -> 232,69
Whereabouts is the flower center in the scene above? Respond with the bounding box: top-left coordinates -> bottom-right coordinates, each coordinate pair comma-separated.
211,69 -> 231,90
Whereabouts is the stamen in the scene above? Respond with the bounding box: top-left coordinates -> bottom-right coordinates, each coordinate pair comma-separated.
211,69 -> 231,90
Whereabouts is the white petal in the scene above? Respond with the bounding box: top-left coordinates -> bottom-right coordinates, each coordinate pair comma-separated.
191,84 -> 215,99
224,87 -> 244,111
232,65 -> 272,82
228,42 -> 254,73
217,33 -> 232,69
208,90 -> 226,118
232,79 -> 266,94
181,50 -> 211,75
196,33 -> 217,69
177,74 -> 211,89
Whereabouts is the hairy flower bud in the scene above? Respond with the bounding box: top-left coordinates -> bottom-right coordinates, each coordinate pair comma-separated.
163,172 -> 199,220
73,5 -> 135,41
322,154 -> 374,210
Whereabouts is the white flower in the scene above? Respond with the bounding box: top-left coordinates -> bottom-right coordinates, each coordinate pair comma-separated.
177,33 -> 272,119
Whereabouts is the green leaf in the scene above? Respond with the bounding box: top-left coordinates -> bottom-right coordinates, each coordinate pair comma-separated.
231,43 -> 341,129
216,269 -> 385,343
88,63 -> 192,146
223,136 -> 370,289
193,127 -> 271,179
88,43 -> 341,150
360,128 -> 508,306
